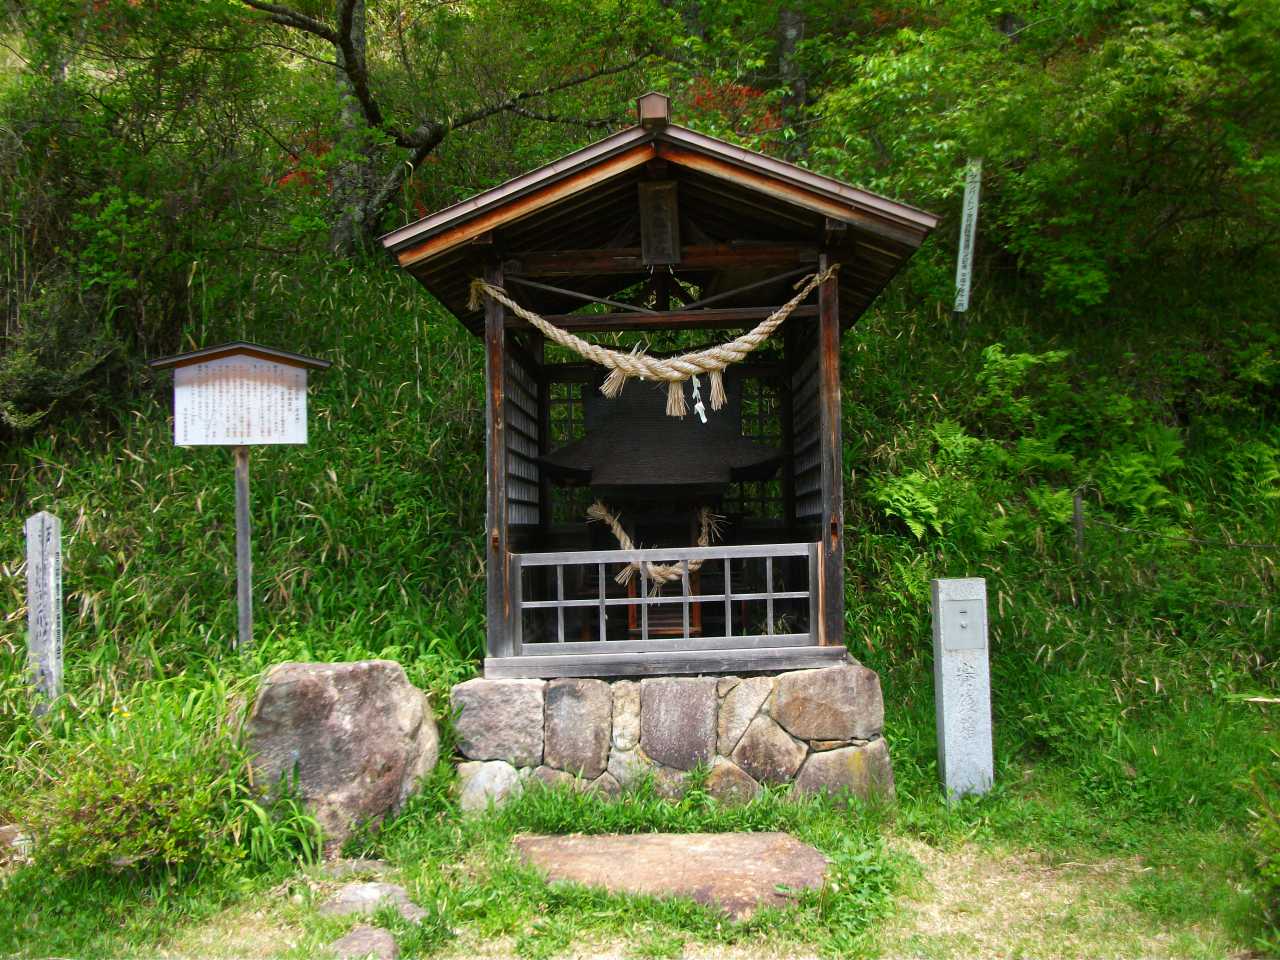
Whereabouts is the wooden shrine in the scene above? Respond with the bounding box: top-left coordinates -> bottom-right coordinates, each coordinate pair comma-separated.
381,93 -> 937,678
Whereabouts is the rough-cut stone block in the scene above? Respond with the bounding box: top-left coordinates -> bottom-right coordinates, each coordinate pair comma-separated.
329,925 -> 398,960
452,678 -> 544,767
531,766 -> 576,790
793,738 -> 894,800
730,715 -> 807,784
457,760 -> 522,813
717,676 -> 772,755
810,739 -> 854,752
247,661 -> 438,849
606,746 -> 653,789
513,832 -> 829,920
716,677 -> 741,698
651,766 -> 687,800
772,665 -> 883,741
544,678 -> 611,778
640,677 -> 716,770
611,680 -> 640,750
320,882 -> 426,923
589,771 -> 622,799
704,758 -> 760,804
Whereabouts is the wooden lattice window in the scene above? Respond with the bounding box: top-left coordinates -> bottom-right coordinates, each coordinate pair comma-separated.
725,376 -> 784,520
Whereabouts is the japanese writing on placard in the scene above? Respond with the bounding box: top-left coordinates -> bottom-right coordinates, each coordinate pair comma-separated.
953,159 -> 982,313
25,511 -> 63,707
174,356 -> 308,446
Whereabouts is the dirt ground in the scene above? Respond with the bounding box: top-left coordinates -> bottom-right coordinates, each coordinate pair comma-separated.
151,837 -> 1235,960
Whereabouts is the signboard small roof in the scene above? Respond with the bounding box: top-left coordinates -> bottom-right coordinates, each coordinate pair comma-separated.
148,341 -> 332,372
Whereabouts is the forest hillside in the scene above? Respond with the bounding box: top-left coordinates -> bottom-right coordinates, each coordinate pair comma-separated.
1,2 -> 1278,958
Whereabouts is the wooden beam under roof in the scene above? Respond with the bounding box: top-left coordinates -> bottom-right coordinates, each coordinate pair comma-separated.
505,304 -> 820,333
504,243 -> 820,277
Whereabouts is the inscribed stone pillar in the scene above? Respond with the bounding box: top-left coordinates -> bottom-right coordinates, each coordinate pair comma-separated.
25,511 -> 63,709
931,577 -> 993,801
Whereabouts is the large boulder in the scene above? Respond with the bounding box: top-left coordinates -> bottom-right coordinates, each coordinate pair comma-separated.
451,678 -> 545,767
247,661 -> 438,849
772,664 -> 884,741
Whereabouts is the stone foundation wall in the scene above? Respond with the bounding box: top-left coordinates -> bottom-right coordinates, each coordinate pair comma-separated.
451,664 -> 893,811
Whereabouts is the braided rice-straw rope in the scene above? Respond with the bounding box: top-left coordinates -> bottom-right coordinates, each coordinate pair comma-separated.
586,500 -> 722,591
469,265 -> 839,417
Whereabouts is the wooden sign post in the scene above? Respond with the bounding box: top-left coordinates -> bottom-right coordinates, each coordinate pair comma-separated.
25,510 -> 63,714
149,342 -> 330,652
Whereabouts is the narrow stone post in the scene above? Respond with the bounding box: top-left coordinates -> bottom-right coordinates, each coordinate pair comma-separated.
25,511 -> 63,713
931,577 -> 993,801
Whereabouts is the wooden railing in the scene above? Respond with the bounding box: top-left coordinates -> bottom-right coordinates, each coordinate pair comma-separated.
487,541 -> 848,679
509,542 -> 819,655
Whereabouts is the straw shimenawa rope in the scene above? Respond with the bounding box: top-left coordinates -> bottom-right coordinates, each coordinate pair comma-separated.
586,501 -> 722,591
469,265 -> 839,417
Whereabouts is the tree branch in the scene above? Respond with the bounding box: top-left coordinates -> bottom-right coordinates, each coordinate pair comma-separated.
449,52 -> 653,130
335,0 -> 385,132
240,0 -> 337,43
506,106 -> 625,128
362,120 -> 446,222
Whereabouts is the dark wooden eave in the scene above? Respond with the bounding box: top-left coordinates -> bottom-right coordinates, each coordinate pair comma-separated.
380,119 -> 939,336
148,341 -> 332,371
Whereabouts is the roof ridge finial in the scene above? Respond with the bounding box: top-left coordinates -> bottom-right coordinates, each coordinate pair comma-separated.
636,91 -> 670,130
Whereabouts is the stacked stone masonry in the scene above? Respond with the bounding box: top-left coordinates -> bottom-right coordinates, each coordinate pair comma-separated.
451,664 -> 893,812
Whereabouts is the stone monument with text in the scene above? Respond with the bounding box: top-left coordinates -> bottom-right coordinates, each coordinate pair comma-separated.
931,577 -> 993,800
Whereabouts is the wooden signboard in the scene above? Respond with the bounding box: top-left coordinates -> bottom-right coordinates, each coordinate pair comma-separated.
150,342 -> 329,651
174,355 -> 308,446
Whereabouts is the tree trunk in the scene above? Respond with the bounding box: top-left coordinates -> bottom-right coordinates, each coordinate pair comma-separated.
330,0 -> 373,255
778,7 -> 806,159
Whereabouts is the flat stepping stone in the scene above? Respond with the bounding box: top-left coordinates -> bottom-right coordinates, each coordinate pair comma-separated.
512,831 -> 828,919
320,882 -> 426,923
329,924 -> 398,959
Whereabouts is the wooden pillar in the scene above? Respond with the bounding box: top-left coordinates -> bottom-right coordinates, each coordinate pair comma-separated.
816,254 -> 844,646
484,262 -> 513,658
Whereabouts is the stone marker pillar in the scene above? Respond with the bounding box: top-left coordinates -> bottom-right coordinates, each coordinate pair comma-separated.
25,511 -> 63,712
931,577 -> 992,801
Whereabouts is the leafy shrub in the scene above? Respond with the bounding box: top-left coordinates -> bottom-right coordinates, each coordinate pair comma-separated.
18,674 -> 320,876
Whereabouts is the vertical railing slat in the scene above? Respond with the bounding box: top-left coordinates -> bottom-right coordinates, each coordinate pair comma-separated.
723,557 -> 733,639
640,564 -> 649,643
766,556 -> 775,635
807,542 -> 820,645
509,553 -> 523,656
681,563 -> 691,640
556,564 -> 565,643
598,561 -> 607,642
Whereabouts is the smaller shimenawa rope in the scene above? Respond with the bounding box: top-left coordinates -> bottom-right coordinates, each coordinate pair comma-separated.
469,265 -> 839,417
587,501 -> 722,590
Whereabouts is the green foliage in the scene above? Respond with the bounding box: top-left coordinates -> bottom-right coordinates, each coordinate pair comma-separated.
10,673 -> 320,877
810,0 -> 1280,309
1248,748 -> 1280,953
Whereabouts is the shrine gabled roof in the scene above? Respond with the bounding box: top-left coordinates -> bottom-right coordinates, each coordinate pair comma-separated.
148,341 -> 332,371
380,96 -> 939,335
